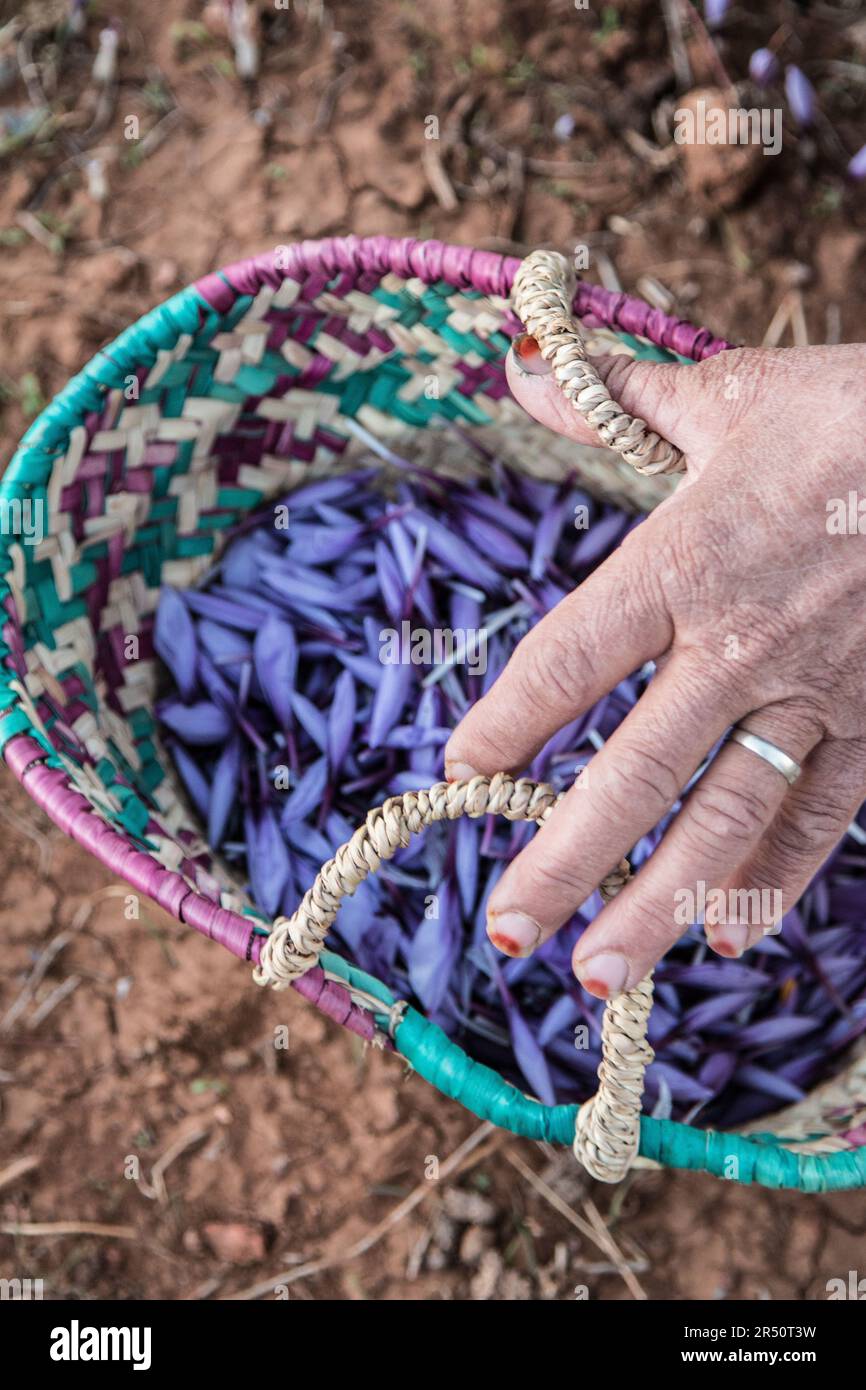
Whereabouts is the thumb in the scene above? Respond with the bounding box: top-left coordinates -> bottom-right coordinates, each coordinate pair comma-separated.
507,334 -> 707,463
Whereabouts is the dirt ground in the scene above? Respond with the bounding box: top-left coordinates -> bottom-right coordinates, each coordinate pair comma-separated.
1,0 -> 865,1301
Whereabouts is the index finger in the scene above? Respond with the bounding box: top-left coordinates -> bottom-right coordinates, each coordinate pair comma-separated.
444,535 -> 672,781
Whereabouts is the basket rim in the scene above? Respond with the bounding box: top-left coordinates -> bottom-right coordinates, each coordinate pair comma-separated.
2,234 -> 863,1191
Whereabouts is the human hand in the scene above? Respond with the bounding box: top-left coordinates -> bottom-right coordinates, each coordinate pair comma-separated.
445,334 -> 866,998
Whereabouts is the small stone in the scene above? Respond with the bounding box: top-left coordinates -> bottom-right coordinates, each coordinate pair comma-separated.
816,231 -> 864,300
500,1269 -> 532,1300
469,1248 -> 502,1300
221,1047 -> 250,1073
76,248 -> 139,295
431,1210 -> 458,1255
780,262 -> 812,288
459,1224 -> 492,1264
443,1188 -> 497,1225
152,259 -> 179,293
201,1221 -> 266,1264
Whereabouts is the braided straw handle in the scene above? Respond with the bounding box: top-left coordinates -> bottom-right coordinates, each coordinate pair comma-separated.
512,249 -> 685,477
254,773 -> 654,1183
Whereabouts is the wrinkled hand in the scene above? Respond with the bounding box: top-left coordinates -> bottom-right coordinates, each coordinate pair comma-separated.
445,335 -> 866,999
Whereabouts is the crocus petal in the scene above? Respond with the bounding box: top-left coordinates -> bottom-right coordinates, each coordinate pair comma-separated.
253,613 -> 297,730
154,588 -> 197,700
158,699 -> 232,744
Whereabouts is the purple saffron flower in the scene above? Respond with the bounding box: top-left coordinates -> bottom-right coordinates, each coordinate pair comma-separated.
208,735 -> 241,849
459,513 -> 528,570
280,756 -> 329,825
327,669 -> 357,772
154,588 -> 197,700
374,540 -> 405,624
253,614 -> 297,731
409,882 -> 460,1013
158,699 -> 231,744
245,806 -> 291,919
168,740 -> 211,818
368,658 -> 413,748
288,690 -> 329,754
848,144 -> 866,180
749,48 -> 779,88
704,0 -> 729,29
198,619 -> 251,671
494,964 -> 556,1106
785,66 -> 816,126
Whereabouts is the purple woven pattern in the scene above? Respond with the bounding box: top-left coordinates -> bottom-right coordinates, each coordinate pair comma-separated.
195,235 -> 734,361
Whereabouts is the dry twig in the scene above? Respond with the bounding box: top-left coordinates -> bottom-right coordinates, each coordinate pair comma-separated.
421,140 -> 458,211
2,1220 -> 135,1239
135,1127 -> 210,1204
0,1155 -> 39,1193
504,1148 -> 648,1300
1,932 -> 71,1033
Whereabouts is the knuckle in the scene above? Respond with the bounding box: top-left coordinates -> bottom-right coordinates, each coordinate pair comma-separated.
603,743 -> 681,821
452,698 -> 517,771
771,700 -> 826,747
601,353 -> 638,402
768,825 -> 822,876
824,736 -> 866,784
684,776 -> 772,855
721,599 -> 793,667
715,345 -> 765,381
654,516 -> 706,602
520,851 -> 591,915
684,647 -> 743,706
600,888 -> 679,962
470,710 -> 520,769
748,698 -> 826,751
652,510 -> 733,621
776,790 -> 851,861
609,359 -> 688,451
696,346 -> 766,417
512,623 -> 590,716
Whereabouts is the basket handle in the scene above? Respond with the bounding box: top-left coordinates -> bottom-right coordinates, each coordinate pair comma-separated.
512,249 -> 685,477
253,774 -> 654,1183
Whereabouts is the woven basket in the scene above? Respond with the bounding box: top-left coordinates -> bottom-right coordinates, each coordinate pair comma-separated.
2,234 -> 865,1193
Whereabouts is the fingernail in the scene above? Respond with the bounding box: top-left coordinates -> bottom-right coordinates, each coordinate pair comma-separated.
510,333 -> 552,376
574,951 -> 629,999
445,759 -> 479,783
487,910 -> 541,958
707,923 -> 749,958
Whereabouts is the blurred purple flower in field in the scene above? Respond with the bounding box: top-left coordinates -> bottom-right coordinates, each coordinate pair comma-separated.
848,144 -> 866,180
785,65 -> 816,126
748,48 -> 779,88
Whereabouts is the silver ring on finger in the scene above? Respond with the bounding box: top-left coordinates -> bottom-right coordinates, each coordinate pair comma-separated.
729,726 -> 802,786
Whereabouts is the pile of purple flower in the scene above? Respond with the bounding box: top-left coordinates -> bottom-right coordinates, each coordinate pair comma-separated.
155,453 -> 866,1127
